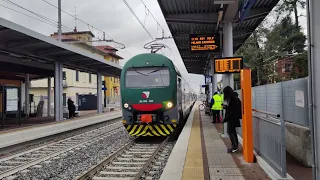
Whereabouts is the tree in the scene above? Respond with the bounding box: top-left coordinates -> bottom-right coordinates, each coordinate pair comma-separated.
291,51 -> 308,78
275,0 -> 306,28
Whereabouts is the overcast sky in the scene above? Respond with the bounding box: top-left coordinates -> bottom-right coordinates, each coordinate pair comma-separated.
0,0 -> 308,93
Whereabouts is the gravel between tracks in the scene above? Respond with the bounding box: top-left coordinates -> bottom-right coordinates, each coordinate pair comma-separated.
4,128 -> 132,180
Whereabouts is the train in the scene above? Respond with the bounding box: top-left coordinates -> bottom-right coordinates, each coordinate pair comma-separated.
120,53 -> 197,137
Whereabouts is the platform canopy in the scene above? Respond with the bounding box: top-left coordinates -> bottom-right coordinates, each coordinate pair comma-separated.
0,17 -> 122,80
157,0 -> 280,74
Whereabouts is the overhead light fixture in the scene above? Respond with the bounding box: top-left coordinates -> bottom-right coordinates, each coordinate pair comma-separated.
214,0 -> 236,4
9,53 -> 23,58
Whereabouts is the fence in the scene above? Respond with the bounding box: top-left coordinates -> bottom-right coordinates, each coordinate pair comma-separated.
235,78 -> 308,178
253,110 -> 287,178
237,77 -> 308,127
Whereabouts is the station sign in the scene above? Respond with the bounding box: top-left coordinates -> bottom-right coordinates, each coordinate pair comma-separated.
213,57 -> 244,74
189,33 -> 220,53
205,76 -> 212,84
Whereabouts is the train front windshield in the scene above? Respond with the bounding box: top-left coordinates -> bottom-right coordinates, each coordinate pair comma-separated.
125,67 -> 170,88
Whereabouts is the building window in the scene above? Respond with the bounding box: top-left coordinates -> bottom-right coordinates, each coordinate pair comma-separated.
63,71 -> 66,80
76,71 -> 79,81
282,63 -> 292,73
89,73 -> 92,83
63,93 -> 66,106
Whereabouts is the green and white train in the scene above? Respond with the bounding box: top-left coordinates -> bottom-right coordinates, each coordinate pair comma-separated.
120,53 -> 197,136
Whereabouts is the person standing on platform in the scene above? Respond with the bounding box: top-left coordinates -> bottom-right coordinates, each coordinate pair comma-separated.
67,97 -> 76,119
222,86 -> 242,153
210,92 -> 222,123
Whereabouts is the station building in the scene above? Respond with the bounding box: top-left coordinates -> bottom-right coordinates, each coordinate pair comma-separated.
30,30 -> 123,115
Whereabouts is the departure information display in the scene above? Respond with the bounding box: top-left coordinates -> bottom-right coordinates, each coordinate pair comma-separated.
190,34 -> 220,53
214,57 -> 244,74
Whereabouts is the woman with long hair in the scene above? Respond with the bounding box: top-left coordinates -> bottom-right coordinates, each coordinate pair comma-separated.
222,86 -> 242,153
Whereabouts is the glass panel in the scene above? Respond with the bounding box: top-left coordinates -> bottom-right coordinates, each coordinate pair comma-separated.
125,67 -> 170,88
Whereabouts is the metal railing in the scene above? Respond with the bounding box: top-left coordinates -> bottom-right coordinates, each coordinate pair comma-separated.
252,108 -> 287,178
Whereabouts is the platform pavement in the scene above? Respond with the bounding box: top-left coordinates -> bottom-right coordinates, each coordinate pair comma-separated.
0,111 -> 122,149
160,103 -> 270,180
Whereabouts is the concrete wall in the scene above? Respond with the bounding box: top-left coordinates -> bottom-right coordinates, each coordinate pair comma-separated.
285,122 -> 312,167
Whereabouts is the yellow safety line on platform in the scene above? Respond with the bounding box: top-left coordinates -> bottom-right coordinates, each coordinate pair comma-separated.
182,108 -> 204,180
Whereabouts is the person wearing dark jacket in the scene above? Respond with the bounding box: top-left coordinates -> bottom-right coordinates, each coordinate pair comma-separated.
222,86 -> 242,153
67,97 -> 76,119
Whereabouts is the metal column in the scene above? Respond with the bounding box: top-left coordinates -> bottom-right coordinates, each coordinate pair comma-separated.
54,61 -> 63,121
307,0 -> 319,179
97,72 -> 103,114
222,22 -> 234,89
221,22 -> 234,138
24,74 -> 30,119
57,0 -> 62,42
47,77 -> 51,117
211,60 -> 217,93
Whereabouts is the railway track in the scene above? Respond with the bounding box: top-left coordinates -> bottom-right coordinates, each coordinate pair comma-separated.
77,137 -> 172,180
0,121 -> 123,179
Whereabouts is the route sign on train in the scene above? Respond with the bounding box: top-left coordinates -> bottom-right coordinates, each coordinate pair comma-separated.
189,33 -> 220,53
213,57 -> 244,74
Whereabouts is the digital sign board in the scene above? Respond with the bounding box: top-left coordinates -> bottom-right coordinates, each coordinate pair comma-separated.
214,57 -> 244,74
190,33 -> 220,53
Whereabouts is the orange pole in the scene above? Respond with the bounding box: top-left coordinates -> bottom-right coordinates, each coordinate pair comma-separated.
240,68 -> 254,163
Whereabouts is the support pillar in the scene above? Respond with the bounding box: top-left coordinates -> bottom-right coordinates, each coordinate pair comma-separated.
221,22 -> 234,138
24,74 -> 29,119
97,72 -> 103,114
54,61 -> 63,121
47,77 -> 51,117
307,0 -> 319,179
222,22 -> 234,89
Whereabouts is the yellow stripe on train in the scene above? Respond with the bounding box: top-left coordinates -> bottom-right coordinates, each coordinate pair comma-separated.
124,124 -> 177,136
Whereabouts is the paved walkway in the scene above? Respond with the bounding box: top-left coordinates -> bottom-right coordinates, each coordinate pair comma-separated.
200,111 -> 245,180
162,105 -> 271,180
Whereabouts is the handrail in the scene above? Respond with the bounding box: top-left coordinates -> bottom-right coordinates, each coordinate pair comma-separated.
252,109 -> 280,118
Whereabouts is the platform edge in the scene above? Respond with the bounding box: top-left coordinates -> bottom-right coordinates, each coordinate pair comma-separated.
159,103 -> 197,180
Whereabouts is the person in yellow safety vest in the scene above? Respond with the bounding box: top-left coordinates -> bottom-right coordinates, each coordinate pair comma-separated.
210,92 -> 223,123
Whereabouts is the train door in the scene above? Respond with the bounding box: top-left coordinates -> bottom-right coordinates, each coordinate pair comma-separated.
177,78 -> 182,112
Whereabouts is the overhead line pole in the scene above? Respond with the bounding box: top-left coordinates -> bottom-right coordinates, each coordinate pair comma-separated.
58,0 -> 62,41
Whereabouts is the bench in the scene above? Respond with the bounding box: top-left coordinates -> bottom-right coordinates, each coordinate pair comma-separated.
104,104 -> 116,112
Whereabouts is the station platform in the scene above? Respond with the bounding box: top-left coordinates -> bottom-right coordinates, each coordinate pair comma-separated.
160,104 -> 270,180
0,109 -> 120,132
0,110 -> 122,149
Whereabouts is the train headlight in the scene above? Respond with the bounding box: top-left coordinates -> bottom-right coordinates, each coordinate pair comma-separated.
166,102 -> 173,108
124,103 -> 129,108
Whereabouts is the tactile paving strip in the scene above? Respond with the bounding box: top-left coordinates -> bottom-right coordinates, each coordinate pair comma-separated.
182,109 -> 204,180
201,111 -> 245,179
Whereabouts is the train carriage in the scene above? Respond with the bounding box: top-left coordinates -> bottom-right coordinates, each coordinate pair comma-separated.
120,53 -> 196,136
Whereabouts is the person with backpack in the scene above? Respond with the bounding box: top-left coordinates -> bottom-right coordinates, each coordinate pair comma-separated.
222,86 -> 242,153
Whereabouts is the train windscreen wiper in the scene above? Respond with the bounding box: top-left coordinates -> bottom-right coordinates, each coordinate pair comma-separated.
146,65 -> 165,75
131,66 -> 148,76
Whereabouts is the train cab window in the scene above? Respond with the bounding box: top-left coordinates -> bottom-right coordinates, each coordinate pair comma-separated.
125,67 -> 170,88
